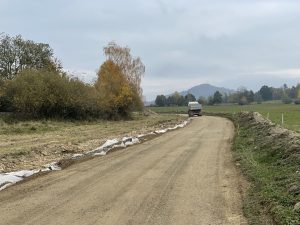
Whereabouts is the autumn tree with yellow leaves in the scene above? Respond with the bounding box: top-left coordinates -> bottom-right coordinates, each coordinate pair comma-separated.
103,42 -> 145,97
95,42 -> 144,119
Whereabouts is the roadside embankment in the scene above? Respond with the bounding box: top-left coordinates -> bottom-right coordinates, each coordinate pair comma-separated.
230,112 -> 300,225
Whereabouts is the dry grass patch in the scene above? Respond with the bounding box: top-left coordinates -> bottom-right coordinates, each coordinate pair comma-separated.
0,113 -> 184,172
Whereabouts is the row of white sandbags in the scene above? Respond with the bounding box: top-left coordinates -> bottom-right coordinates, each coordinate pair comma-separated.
0,119 -> 190,191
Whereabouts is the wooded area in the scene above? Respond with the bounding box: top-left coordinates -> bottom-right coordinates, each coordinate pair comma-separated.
0,34 -> 144,119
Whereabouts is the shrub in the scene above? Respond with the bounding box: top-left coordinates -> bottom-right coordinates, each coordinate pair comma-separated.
4,69 -> 101,119
0,80 -> 13,111
238,96 -> 248,105
0,93 -> 14,112
282,95 -> 293,104
294,99 -> 300,105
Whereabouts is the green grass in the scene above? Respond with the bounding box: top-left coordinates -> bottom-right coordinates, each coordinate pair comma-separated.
232,114 -> 300,225
148,103 -> 300,132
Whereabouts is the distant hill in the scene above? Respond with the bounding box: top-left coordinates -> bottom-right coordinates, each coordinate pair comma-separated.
180,84 -> 234,99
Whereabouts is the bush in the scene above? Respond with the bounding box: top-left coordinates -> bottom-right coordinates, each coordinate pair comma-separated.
0,94 -> 14,112
294,99 -> 300,105
4,69 -> 101,119
238,96 -> 248,105
282,95 -> 293,104
0,79 -> 13,112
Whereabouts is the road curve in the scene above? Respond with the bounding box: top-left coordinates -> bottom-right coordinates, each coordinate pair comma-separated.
0,116 -> 247,225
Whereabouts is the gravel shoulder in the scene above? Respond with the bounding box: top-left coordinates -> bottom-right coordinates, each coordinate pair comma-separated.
0,116 -> 247,225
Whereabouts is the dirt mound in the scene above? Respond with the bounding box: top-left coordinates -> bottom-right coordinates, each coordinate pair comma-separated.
233,112 -> 300,224
235,112 -> 300,162
253,112 -> 300,138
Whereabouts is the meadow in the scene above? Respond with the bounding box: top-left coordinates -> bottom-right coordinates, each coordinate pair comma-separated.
0,113 -> 183,155
148,103 -> 300,132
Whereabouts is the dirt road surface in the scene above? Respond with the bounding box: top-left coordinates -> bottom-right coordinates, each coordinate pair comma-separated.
0,116 -> 247,225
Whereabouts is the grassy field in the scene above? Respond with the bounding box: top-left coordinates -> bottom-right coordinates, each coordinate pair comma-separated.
148,103 -> 300,132
0,113 -> 185,172
0,113 -> 184,155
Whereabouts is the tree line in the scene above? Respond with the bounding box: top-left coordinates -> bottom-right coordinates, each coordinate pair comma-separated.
0,34 -> 144,119
155,84 -> 300,106
0,33 -> 62,80
155,92 -> 197,106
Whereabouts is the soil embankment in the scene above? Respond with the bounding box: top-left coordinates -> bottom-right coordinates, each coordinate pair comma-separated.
232,112 -> 300,225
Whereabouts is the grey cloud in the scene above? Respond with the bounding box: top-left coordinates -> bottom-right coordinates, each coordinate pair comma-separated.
1,0 -> 300,100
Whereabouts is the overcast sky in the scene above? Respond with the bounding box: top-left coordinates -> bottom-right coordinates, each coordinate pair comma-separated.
1,0 -> 300,100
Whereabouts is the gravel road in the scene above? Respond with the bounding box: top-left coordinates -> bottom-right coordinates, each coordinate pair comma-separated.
0,116 -> 247,225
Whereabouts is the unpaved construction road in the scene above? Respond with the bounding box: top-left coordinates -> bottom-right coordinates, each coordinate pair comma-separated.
0,116 -> 247,225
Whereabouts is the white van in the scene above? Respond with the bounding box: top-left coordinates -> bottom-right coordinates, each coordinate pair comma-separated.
188,102 -> 202,117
